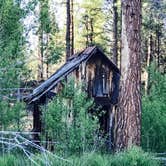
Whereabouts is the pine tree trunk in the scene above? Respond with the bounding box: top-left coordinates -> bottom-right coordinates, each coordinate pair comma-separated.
114,0 -> 142,151
156,25 -> 160,69
66,0 -> 71,60
112,0 -> 118,65
38,30 -> 44,81
89,18 -> 94,46
70,0 -> 74,55
84,15 -> 89,47
46,34 -> 49,79
145,35 -> 153,95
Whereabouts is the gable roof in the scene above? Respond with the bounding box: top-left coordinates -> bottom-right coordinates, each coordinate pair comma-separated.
25,46 -> 120,103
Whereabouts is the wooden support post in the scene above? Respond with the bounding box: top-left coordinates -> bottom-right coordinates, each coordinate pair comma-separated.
33,103 -> 42,145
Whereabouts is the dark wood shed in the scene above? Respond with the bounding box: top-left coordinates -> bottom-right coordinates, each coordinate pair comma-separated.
25,46 -> 120,147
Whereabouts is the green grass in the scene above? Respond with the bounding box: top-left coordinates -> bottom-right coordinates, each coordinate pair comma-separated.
0,147 -> 160,166
71,147 -> 160,166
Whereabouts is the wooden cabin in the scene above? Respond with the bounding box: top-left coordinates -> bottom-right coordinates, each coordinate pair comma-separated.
25,46 -> 120,147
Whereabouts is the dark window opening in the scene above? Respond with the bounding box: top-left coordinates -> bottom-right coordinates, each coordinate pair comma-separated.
93,67 -> 109,97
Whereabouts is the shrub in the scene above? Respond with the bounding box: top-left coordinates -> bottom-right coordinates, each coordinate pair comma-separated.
42,79 -> 101,155
141,64 -> 166,152
110,146 -> 160,166
0,154 -> 28,166
72,153 -> 109,166
0,101 -> 26,131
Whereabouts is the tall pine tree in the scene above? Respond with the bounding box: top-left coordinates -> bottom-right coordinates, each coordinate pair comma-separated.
115,0 -> 142,150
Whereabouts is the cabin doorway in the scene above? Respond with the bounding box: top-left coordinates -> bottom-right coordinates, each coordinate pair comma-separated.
98,105 -> 114,150
99,105 -> 109,135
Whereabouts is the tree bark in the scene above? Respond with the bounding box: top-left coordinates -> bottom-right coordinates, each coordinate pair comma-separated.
66,0 -> 74,60
38,30 -> 44,81
114,0 -> 142,151
112,0 -> 118,65
83,14 -> 94,47
84,15 -> 89,47
66,0 -> 71,60
145,35 -> 153,95
46,33 -> 49,79
156,24 -> 160,69
89,18 -> 94,46
70,0 -> 74,55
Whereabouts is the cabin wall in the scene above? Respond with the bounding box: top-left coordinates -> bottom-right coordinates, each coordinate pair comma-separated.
85,54 -> 114,99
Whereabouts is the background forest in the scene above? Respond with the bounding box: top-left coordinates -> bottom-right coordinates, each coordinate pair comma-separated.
0,0 -> 166,165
